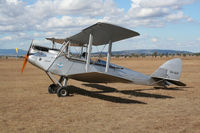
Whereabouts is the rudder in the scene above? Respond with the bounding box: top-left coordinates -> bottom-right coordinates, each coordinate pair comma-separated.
151,58 -> 182,81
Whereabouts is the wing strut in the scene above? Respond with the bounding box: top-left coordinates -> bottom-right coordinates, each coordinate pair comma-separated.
52,40 -> 55,48
86,34 -> 93,72
105,40 -> 112,72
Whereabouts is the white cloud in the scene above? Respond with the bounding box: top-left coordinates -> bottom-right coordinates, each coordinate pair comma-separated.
0,0 -> 195,33
168,38 -> 175,41
0,0 -> 197,51
0,36 -> 12,40
131,0 -> 194,8
152,38 -> 158,42
19,42 -> 25,46
6,0 -> 18,5
53,0 -> 124,17
165,11 -> 184,21
127,0 -> 195,26
0,0 -> 124,33
197,37 -> 200,41
164,11 -> 193,22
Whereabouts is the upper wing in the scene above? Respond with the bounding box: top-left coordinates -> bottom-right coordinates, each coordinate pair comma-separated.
46,38 -> 65,44
46,22 -> 139,46
68,72 -> 132,83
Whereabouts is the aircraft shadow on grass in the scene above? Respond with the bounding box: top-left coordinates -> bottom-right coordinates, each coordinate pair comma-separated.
134,86 -> 191,92
83,84 -> 175,99
66,83 -> 184,104
68,85 -> 146,104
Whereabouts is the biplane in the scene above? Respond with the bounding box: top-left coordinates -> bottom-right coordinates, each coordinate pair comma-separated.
21,22 -> 186,97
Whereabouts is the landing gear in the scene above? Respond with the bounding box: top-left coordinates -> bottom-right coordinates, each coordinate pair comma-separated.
46,72 -> 69,97
57,87 -> 69,97
48,84 -> 59,94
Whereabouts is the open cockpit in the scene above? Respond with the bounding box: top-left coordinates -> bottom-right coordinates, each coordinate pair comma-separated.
32,45 -> 60,54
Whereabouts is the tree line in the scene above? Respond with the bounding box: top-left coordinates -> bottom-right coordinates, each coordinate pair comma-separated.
112,52 -> 200,58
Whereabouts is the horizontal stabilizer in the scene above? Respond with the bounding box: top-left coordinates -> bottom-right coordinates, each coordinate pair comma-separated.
167,79 -> 186,86
152,77 -> 186,86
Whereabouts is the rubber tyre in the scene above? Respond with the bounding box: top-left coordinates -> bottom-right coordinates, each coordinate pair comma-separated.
57,87 -> 69,97
48,84 -> 58,94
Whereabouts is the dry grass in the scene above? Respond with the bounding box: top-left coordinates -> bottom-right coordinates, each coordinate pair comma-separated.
0,57 -> 200,133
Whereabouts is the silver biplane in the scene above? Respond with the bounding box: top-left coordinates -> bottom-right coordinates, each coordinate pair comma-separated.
21,22 -> 186,97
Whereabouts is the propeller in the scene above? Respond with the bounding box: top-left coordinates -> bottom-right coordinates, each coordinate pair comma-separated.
21,40 -> 33,73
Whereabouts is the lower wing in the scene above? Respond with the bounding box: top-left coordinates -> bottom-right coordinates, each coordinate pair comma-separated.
68,72 -> 132,83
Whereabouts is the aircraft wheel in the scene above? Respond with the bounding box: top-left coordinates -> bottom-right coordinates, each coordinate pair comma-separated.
48,84 -> 58,94
57,87 -> 69,97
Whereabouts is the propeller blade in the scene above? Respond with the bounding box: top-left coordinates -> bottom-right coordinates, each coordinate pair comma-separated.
21,55 -> 28,73
27,40 -> 33,56
21,40 -> 33,73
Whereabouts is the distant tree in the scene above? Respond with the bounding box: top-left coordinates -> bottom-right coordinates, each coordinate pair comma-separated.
152,52 -> 158,58
183,53 -> 187,57
135,54 -> 139,58
115,54 -> 120,58
131,53 -> 136,57
130,53 -> 140,58
140,53 -> 146,58
160,53 -> 164,58
165,52 -> 169,57
176,53 -> 181,56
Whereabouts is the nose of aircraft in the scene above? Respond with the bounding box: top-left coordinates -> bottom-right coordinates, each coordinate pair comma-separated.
21,40 -> 33,73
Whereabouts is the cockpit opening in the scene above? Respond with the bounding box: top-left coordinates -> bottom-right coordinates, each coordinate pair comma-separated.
32,45 -> 60,52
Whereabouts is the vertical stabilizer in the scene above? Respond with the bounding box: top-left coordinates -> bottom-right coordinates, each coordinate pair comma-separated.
151,58 -> 182,81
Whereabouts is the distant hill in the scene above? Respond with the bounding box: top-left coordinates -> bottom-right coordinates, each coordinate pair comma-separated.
93,49 -> 192,56
0,49 -> 27,56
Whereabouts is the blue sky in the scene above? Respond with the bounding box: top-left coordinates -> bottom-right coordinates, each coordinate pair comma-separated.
0,0 -> 200,52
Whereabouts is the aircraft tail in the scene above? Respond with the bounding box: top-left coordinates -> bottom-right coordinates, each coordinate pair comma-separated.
151,58 -> 186,86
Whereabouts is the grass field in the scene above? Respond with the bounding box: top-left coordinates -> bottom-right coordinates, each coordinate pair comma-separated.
0,57 -> 200,133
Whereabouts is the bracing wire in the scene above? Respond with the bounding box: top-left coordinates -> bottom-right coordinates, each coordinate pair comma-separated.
94,44 -> 107,63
